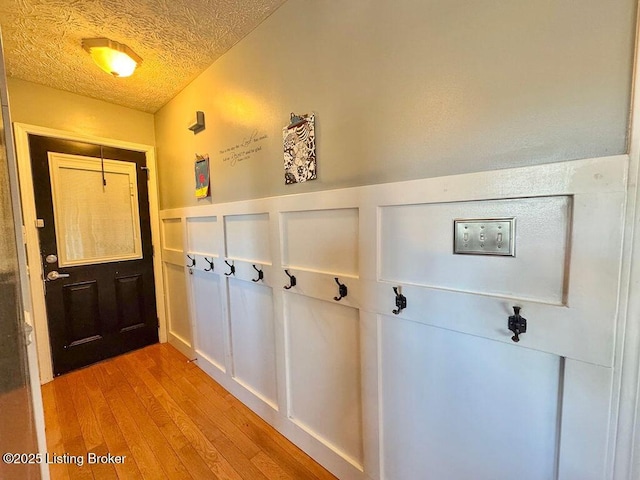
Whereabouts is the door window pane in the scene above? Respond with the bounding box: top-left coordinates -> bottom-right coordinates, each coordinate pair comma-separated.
49,153 -> 142,267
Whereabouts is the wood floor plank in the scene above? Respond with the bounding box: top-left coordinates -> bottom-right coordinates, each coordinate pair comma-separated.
84,442 -> 119,480
223,393 -> 337,480
146,347 -> 261,458
115,353 -> 217,480
52,376 -> 94,480
151,346 -> 230,409
161,344 -> 337,480
251,451 -> 295,480
41,382 -> 70,480
223,404 -> 327,480
107,359 -> 193,480
93,363 -> 169,480
66,371 -> 106,450
147,362 -> 270,480
125,353 -> 241,480
134,367 -> 242,480
112,355 -> 190,451
42,344 -> 338,480
79,367 -> 143,480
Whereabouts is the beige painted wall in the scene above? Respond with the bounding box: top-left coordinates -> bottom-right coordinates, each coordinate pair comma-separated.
7,78 -> 155,145
155,0 -> 637,210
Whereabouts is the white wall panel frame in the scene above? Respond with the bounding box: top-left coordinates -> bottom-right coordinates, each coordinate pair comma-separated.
159,154 -> 629,480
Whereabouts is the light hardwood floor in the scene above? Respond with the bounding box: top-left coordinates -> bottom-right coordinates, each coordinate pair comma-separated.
41,343 -> 338,480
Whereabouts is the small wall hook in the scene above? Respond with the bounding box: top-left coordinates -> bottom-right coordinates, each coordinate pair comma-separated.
284,269 -> 297,289
252,264 -> 264,282
508,306 -> 527,342
224,260 -> 235,276
392,286 -> 407,315
334,277 -> 348,301
186,255 -> 196,268
204,257 -> 214,272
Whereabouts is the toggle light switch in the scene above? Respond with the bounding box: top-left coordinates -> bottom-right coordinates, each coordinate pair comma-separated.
453,218 -> 515,256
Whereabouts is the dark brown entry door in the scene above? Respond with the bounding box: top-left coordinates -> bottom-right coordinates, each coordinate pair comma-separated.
30,135 -> 158,376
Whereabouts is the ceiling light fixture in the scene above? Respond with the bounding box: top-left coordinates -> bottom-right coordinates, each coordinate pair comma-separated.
82,38 -> 142,78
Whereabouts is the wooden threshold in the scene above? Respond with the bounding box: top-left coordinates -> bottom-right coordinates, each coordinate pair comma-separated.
41,343 -> 337,480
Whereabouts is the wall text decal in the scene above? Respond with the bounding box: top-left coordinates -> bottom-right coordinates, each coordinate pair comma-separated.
220,130 -> 268,167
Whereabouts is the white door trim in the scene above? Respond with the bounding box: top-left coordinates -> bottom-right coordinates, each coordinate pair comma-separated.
13,123 -> 166,384
612,5 -> 640,479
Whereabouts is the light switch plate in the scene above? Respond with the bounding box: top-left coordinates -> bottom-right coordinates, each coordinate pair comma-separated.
453,218 -> 515,256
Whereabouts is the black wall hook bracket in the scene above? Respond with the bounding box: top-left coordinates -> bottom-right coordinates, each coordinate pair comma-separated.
508,306 -> 527,342
204,258 -> 214,272
186,255 -> 196,268
393,286 -> 407,315
284,269 -> 296,289
224,260 -> 235,276
334,277 -> 348,301
252,264 -> 264,282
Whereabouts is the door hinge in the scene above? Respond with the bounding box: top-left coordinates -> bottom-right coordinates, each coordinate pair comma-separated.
141,166 -> 150,180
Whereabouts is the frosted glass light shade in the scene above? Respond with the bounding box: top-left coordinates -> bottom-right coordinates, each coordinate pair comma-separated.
82,38 -> 142,77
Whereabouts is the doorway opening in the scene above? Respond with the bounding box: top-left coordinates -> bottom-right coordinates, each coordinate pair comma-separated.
14,123 -> 166,383
29,135 -> 159,375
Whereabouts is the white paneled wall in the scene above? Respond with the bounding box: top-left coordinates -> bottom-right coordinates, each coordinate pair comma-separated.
285,294 -> 363,468
380,196 -> 570,303
159,155 -> 628,480
380,316 -> 560,480
281,208 -> 359,276
229,279 -> 278,408
190,270 -> 225,371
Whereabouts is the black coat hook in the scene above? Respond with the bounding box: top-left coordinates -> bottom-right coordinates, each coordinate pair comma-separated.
186,255 -> 196,268
508,306 -> 527,342
284,269 -> 296,289
224,260 -> 235,276
204,257 -> 214,272
392,286 -> 407,315
252,264 -> 264,282
334,277 -> 348,301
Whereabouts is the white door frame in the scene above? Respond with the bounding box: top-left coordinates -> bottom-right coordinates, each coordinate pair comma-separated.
613,6 -> 640,479
13,123 -> 167,384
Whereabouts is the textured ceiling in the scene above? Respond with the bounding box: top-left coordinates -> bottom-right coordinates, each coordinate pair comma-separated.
0,0 -> 286,113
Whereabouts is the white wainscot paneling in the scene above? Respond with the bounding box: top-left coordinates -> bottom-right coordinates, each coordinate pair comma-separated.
224,213 -> 271,263
380,315 -> 560,480
187,216 -> 218,254
191,270 -> 226,372
286,293 -> 364,469
164,263 -> 192,347
281,208 -> 359,276
380,196 -> 570,304
228,278 -> 278,408
162,218 -> 183,251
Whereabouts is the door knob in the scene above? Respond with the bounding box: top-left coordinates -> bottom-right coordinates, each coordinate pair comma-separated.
46,271 -> 70,281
